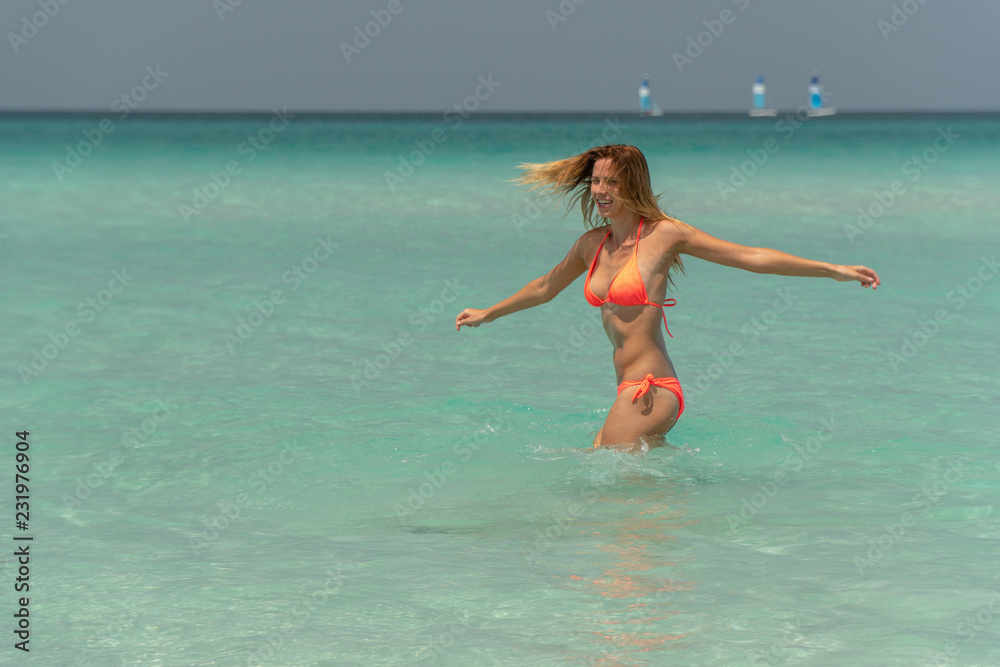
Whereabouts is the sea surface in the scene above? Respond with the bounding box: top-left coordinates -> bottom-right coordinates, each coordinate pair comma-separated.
2,112 -> 999,666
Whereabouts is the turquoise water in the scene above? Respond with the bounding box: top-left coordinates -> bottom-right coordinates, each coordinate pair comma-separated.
3,112 -> 999,666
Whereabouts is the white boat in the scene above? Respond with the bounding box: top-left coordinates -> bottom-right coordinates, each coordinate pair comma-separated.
748,75 -> 777,117
807,75 -> 836,117
639,74 -> 663,117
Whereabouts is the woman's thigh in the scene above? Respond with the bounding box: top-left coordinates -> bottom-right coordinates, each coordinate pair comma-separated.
597,385 -> 681,448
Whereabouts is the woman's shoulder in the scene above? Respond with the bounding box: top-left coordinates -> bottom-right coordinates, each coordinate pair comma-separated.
583,223 -> 611,237
645,216 -> 690,241
571,225 -> 610,260
574,224 -> 610,245
644,216 -> 698,261
646,215 -> 685,229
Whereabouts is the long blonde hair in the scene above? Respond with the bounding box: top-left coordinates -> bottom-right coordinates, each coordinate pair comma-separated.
515,144 -> 685,283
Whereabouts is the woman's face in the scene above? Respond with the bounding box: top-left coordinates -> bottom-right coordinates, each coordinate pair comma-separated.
591,158 -> 625,219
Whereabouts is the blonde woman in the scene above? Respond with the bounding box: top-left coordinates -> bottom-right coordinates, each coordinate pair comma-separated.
456,145 -> 879,450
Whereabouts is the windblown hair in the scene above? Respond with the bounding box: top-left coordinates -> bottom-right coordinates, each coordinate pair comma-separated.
515,144 -> 684,284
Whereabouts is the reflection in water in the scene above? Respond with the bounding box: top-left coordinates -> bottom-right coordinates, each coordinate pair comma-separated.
571,492 -> 697,666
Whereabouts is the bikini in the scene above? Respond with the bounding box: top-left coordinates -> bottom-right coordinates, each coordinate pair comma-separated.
584,217 -> 685,419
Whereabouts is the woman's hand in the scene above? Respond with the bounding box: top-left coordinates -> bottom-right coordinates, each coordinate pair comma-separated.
834,265 -> 881,289
455,308 -> 491,331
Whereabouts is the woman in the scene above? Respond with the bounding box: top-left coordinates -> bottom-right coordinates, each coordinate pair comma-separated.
455,145 -> 879,450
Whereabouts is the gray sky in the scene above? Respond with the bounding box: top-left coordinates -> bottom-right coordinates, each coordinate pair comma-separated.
3,0 -> 999,113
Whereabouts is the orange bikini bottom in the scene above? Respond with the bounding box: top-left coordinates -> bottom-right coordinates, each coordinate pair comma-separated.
617,374 -> 685,420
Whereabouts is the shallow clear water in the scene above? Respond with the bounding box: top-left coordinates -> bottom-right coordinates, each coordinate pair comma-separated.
3,112 -> 999,665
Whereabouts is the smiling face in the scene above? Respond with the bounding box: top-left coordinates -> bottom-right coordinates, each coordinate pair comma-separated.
590,158 -> 626,219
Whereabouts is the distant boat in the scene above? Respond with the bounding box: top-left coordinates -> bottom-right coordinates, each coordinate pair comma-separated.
748,75 -> 777,117
638,74 -> 663,117
807,75 -> 836,117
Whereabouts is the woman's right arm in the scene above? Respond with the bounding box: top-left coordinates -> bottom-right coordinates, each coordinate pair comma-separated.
455,234 -> 590,330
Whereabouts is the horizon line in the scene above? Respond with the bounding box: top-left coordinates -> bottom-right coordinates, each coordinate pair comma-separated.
2,108 -> 999,116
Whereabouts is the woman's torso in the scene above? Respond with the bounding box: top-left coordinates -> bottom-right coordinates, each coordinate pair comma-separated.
582,219 -> 679,384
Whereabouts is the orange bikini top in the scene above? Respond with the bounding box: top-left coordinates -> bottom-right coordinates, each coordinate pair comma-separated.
583,217 -> 676,337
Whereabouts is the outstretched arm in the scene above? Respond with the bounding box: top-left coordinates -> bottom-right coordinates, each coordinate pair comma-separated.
456,236 -> 589,330
672,223 -> 880,288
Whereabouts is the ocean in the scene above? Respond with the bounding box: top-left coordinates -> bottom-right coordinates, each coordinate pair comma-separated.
3,111 -> 999,666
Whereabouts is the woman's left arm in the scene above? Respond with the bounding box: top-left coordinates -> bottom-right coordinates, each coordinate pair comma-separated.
670,222 -> 880,288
